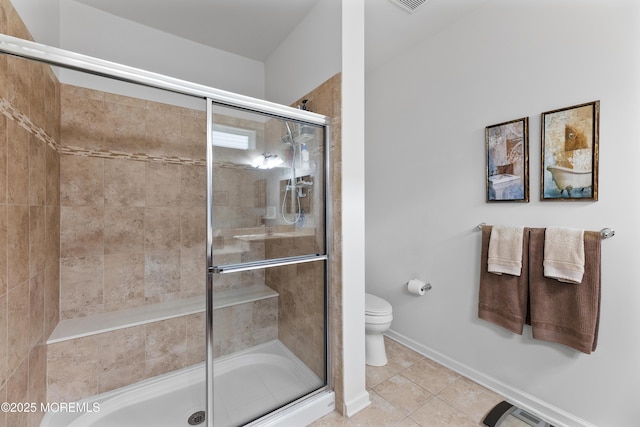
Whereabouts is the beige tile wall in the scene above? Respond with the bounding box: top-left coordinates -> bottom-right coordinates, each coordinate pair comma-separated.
56,85 -> 211,394
57,84 -> 280,303
0,1 -> 61,426
51,85 -> 281,401
47,312 -> 206,402
213,297 -> 279,358
58,85 -> 276,317
265,257 -> 326,378
60,85 -> 206,162
323,74 -> 344,414
58,153 -> 208,318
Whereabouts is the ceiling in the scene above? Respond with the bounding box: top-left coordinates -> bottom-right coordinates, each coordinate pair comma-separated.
74,0 -> 486,70
75,0 -> 321,62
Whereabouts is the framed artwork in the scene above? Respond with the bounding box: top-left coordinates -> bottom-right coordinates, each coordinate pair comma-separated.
541,101 -> 599,201
485,117 -> 529,202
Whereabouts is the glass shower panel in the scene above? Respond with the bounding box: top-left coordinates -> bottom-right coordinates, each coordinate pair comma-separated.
212,264 -> 327,426
210,104 -> 326,266
209,103 -> 328,426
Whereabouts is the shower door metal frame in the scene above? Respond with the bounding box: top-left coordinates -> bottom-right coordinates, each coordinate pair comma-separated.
206,98 -> 333,426
0,33 -> 333,427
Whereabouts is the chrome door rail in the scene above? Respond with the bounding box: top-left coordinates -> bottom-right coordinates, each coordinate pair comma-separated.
0,33 -> 330,126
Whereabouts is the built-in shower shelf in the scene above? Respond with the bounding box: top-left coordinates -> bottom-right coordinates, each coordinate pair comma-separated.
47,284 -> 278,344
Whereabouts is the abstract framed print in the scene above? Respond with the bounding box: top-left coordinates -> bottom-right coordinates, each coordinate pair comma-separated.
541,101 -> 599,201
485,117 -> 529,202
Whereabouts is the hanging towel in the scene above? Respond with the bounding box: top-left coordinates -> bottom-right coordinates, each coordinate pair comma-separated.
478,226 -> 530,335
543,227 -> 585,284
529,228 -> 601,354
487,225 -> 525,276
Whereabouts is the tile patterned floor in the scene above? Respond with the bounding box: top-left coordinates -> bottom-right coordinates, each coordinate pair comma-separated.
311,337 -> 505,426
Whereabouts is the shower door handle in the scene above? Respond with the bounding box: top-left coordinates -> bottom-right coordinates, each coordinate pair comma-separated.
210,253 -> 327,274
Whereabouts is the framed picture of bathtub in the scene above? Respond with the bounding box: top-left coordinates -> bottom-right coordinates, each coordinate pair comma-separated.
541,100 -> 599,201
485,117 -> 529,202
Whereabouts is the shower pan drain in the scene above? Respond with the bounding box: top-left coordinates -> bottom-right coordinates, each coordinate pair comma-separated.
188,411 -> 206,425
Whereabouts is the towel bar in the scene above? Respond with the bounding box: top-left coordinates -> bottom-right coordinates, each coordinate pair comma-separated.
476,223 -> 615,239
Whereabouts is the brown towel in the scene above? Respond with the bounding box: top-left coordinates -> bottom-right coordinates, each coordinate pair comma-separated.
529,228 -> 601,354
478,226 -> 530,334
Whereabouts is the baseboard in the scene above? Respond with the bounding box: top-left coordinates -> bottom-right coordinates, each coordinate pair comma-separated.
342,389 -> 371,417
385,329 -> 597,427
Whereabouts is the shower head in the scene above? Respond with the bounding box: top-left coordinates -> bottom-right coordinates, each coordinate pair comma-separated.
281,121 -> 315,145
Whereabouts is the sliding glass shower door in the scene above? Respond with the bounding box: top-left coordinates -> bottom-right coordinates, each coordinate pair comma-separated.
206,101 -> 331,426
0,33 -> 333,427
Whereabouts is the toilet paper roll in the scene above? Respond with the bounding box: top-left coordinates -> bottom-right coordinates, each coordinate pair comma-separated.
407,279 -> 427,296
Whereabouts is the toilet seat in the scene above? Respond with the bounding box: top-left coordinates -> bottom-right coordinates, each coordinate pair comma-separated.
365,313 -> 393,324
365,293 -> 392,316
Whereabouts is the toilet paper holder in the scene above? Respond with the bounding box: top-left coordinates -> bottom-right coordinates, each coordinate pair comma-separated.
407,279 -> 432,295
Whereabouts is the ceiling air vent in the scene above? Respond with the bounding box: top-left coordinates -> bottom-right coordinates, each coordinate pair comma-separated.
388,0 -> 429,14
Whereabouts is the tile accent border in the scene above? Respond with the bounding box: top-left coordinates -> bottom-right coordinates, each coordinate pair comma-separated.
59,145 -> 206,167
1,97 -> 209,167
0,97 -> 59,151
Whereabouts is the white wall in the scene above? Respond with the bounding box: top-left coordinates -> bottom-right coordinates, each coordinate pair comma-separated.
264,0 -> 342,106
340,0 -> 369,417
365,1 -> 640,426
57,0 -> 265,105
10,0 -> 60,46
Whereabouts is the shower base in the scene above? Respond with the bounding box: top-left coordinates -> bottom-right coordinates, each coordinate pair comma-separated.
40,340 -> 329,427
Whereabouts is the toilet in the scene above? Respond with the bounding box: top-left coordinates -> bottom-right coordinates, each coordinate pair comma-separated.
365,293 -> 393,366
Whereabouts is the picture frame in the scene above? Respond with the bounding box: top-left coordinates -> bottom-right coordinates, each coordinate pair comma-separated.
485,117 -> 529,202
541,101 -> 599,201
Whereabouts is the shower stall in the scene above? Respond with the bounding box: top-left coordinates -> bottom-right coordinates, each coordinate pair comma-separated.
0,32 -> 334,427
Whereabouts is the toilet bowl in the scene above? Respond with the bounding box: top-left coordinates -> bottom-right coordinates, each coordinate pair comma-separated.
365,293 -> 393,366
